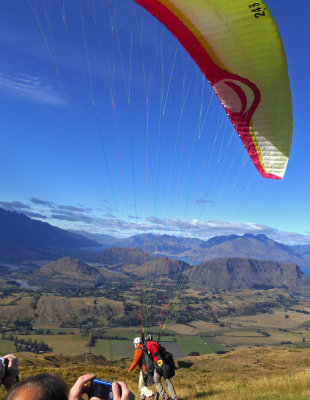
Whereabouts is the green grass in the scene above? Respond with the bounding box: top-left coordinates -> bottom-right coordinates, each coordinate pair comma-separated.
8,345 -> 310,399
92,340 -> 132,360
177,336 -> 214,355
103,329 -> 140,339
109,340 -> 133,360
91,339 -> 111,358
0,339 -> 16,353
105,327 -> 177,342
17,334 -> 88,355
200,337 -> 227,353
220,329 -> 265,337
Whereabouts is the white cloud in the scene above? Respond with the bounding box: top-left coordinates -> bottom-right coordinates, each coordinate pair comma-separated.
30,198 -> 54,207
49,209 -> 310,245
0,72 -> 67,107
146,216 -> 275,237
3,197 -> 310,246
0,201 -> 30,211
196,198 -> 216,205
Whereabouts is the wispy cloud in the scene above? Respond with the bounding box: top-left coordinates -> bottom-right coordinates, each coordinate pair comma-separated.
0,200 -> 46,219
144,216 -> 310,245
105,212 -> 116,218
30,198 -> 54,207
196,198 -> 216,205
52,212 -> 97,224
38,205 -> 310,245
58,205 -> 91,213
2,197 -> 310,246
0,72 -> 67,107
129,215 -> 141,219
22,211 -> 47,219
0,201 -> 31,211
146,216 -> 275,236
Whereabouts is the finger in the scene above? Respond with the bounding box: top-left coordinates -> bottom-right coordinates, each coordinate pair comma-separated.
115,382 -> 131,399
112,382 -> 121,400
4,355 -> 17,369
90,397 -> 101,400
73,374 -> 96,392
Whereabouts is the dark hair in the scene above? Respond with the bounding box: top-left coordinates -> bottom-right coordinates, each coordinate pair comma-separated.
5,373 -> 68,400
145,333 -> 152,342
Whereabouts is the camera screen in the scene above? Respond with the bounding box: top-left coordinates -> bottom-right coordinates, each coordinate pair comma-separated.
90,379 -> 113,400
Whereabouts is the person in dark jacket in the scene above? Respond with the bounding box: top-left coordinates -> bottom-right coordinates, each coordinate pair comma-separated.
129,337 -> 158,400
145,335 -> 178,400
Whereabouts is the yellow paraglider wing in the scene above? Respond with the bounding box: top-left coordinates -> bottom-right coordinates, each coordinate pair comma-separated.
135,0 -> 293,179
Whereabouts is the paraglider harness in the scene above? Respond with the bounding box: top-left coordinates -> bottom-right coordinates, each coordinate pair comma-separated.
141,346 -> 155,386
153,345 -> 175,379
146,334 -> 176,380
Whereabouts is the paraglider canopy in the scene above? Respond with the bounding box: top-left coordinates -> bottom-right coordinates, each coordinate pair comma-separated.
135,0 -> 293,179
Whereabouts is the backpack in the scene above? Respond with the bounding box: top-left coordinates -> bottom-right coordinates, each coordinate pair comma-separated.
141,346 -> 155,386
154,346 -> 176,379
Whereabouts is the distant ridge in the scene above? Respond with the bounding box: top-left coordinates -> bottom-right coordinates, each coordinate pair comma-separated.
188,258 -> 310,293
0,207 -> 99,261
32,253 -> 310,295
85,247 -> 155,266
75,231 -> 310,270
1,207 -> 310,272
182,234 -> 307,268
39,257 -> 101,284
117,233 -> 204,254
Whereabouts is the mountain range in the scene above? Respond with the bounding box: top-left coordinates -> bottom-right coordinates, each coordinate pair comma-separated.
75,231 -> 310,271
0,208 -> 98,261
187,258 -> 310,292
1,207 -> 310,273
28,255 -> 310,294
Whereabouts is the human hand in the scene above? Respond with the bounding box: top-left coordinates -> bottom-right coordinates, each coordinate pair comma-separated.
3,354 -> 18,371
1,354 -> 19,391
69,374 -> 96,400
112,381 -> 135,400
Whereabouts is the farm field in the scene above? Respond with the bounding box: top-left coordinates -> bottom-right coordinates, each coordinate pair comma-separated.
218,330 -> 305,347
178,336 -> 214,355
3,288 -> 310,361
10,323 -> 309,359
5,306 -> 310,360
0,339 -> 15,353
189,321 -> 223,332
17,334 -> 89,355
167,324 -> 202,335
221,310 -> 310,329
12,333 -> 189,359
91,339 -> 131,360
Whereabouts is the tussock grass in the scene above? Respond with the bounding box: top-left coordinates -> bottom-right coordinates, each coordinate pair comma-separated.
2,347 -> 310,399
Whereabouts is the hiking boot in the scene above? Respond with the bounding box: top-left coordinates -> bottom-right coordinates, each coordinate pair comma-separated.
146,395 -> 158,400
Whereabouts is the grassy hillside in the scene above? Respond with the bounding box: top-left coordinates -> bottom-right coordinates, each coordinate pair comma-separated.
2,347 -> 310,400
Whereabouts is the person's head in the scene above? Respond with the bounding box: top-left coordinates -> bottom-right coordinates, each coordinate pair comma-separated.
5,373 -> 68,400
133,337 -> 141,348
144,334 -> 152,342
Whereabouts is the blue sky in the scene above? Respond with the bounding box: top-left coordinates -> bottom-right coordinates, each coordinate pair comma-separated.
0,0 -> 309,245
